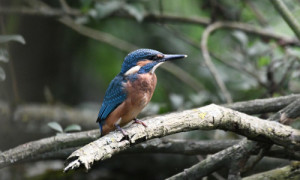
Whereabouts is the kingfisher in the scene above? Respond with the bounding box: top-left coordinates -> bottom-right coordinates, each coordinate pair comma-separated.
97,49 -> 187,137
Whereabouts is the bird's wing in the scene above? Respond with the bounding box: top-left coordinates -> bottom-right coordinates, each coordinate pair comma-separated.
97,75 -> 127,123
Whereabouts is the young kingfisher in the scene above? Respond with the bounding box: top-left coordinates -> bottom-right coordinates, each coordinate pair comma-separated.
97,49 -> 187,136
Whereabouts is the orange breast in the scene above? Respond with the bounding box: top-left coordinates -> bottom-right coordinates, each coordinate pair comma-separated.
120,73 -> 157,126
101,73 -> 157,135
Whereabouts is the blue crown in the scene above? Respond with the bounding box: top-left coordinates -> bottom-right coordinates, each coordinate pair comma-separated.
120,49 -> 162,74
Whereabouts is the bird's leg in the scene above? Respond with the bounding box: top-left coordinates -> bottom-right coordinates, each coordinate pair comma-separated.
114,124 -> 129,138
133,118 -> 147,127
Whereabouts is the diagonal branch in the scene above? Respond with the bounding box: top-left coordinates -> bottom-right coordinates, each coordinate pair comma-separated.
270,0 -> 300,40
0,6 -> 299,46
58,17 -> 203,92
0,130 -> 100,168
63,104 -> 300,171
243,161 -> 300,180
167,96 -> 300,179
166,139 -> 256,180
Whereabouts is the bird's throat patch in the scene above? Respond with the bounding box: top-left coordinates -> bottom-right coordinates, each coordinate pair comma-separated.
124,65 -> 141,76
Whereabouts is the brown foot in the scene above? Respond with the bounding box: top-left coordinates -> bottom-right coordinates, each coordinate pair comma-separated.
133,118 -> 147,127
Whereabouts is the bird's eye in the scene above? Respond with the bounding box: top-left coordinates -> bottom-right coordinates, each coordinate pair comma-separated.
151,54 -> 164,61
152,56 -> 158,60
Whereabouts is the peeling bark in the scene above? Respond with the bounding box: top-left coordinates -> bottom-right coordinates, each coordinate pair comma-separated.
63,104 -> 300,171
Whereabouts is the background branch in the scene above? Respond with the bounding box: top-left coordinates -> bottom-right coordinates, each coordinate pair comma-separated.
201,22 -> 233,103
270,0 -> 300,40
0,6 -> 299,46
243,161 -> 300,180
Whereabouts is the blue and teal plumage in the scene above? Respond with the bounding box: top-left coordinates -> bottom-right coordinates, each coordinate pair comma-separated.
97,74 -> 127,130
98,49 -> 162,129
120,49 -> 162,74
96,48 -> 187,135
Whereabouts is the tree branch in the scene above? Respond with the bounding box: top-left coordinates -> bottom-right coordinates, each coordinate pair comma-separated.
269,98 -> 300,124
0,6 -> 299,46
0,94 -> 298,139
62,104 -> 300,171
0,6 -> 81,17
167,139 -> 256,180
0,130 -> 100,168
2,137 -> 299,167
201,22 -> 233,103
57,16 -> 203,92
224,93 -> 300,114
243,161 -> 300,180
270,0 -> 300,40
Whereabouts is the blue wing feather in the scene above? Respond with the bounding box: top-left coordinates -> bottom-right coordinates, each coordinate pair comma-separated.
97,74 -> 127,123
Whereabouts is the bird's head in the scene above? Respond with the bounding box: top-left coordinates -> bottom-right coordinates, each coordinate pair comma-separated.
120,49 -> 187,75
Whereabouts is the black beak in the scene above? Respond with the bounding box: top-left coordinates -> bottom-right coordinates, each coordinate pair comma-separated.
162,54 -> 188,62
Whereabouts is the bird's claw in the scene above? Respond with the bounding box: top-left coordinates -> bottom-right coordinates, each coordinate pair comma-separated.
133,118 -> 147,127
115,124 -> 130,141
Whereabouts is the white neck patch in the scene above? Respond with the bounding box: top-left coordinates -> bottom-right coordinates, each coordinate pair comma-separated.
151,62 -> 164,74
124,65 -> 141,76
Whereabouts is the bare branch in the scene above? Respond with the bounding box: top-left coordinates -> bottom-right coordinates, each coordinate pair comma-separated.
270,0 -> 300,40
58,17 -> 138,52
201,22 -> 233,103
245,0 -> 268,26
243,162 -> 300,180
269,98 -> 300,124
0,130 -> 100,168
63,104 -> 300,171
167,139 -> 256,180
0,6 -> 299,46
3,138 -> 299,166
224,93 -> 300,114
0,6 -> 81,17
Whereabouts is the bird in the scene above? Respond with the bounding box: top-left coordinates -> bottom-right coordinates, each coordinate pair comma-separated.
97,48 -> 187,137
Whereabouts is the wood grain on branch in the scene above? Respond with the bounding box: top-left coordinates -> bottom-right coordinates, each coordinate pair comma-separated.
2,137 -> 299,168
63,104 -> 300,171
243,161 -> 300,180
0,94 -> 298,136
0,130 -> 100,168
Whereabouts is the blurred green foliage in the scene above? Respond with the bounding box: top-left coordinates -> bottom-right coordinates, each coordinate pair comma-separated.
2,0 -> 300,113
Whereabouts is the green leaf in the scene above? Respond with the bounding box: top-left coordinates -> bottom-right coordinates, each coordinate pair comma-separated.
47,122 -> 63,133
258,56 -> 271,67
0,49 -> 8,62
0,35 -> 26,44
122,3 -> 145,22
0,66 -> 5,81
64,124 -> 82,132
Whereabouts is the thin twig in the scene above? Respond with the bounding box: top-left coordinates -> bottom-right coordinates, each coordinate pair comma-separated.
245,0 -> 268,26
278,58 -> 296,88
0,6 -> 81,17
59,0 -> 71,13
201,22 -> 233,103
270,0 -> 300,40
0,6 -> 299,46
212,53 -> 267,88
59,17 -> 138,52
